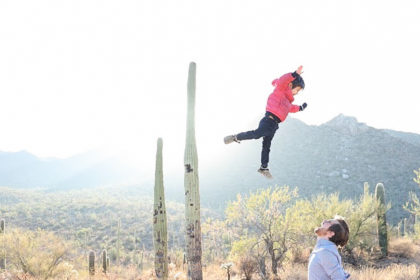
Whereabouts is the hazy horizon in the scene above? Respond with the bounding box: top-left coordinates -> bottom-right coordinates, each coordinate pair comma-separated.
0,112 -> 409,161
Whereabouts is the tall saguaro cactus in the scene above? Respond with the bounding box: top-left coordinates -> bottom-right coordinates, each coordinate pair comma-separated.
184,62 -> 203,280
375,183 -> 388,257
153,138 -> 168,279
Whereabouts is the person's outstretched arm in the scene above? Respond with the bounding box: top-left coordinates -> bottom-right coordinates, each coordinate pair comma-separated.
289,103 -> 307,113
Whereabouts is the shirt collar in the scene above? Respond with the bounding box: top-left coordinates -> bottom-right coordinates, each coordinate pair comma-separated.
316,238 -> 336,247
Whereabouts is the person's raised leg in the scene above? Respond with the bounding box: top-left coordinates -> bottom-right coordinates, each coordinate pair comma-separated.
224,116 -> 271,144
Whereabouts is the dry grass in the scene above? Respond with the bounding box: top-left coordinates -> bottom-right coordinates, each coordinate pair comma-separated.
347,264 -> 420,280
2,263 -> 420,280
389,238 -> 417,259
278,264 -> 307,280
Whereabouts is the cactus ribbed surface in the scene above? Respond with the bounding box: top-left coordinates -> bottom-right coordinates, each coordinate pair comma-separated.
375,183 -> 388,257
102,249 -> 108,273
89,251 -> 95,276
184,62 -> 203,280
153,138 -> 168,279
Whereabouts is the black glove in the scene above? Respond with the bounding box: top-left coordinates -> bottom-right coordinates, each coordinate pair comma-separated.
299,103 -> 307,111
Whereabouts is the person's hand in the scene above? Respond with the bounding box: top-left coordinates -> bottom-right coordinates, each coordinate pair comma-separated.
299,102 -> 307,111
296,65 -> 303,75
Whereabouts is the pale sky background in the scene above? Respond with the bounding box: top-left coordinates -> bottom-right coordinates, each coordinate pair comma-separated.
1,0 -> 419,170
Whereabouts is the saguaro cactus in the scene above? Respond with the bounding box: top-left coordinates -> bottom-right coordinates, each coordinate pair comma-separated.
153,138 -> 168,279
117,219 -> 121,265
102,249 -> 108,273
184,62 -> 203,280
89,251 -> 95,276
375,183 -> 388,257
0,219 -> 5,270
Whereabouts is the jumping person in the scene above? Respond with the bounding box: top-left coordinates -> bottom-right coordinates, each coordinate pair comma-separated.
223,66 -> 307,178
308,216 -> 350,280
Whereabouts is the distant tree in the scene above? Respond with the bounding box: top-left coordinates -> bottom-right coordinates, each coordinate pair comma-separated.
226,186 -> 298,276
404,169 -> 420,216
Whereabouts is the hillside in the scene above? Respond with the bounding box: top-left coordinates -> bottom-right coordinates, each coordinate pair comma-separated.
199,115 -> 420,223
1,114 -> 420,222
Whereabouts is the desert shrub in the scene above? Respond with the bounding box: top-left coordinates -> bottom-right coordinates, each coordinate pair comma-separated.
286,184 -> 381,264
239,257 -> 258,280
3,228 -> 76,280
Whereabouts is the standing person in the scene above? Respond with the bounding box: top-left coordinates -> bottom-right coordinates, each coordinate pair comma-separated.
308,216 -> 350,280
223,66 -> 307,179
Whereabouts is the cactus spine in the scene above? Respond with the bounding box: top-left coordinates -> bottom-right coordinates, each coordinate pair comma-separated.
153,138 -> 168,279
184,62 -> 203,280
102,249 -> 108,273
375,183 -> 388,257
89,251 -> 95,276
0,219 -> 5,270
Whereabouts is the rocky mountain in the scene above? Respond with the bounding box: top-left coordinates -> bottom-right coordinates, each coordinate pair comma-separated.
1,114 -> 419,223
199,114 -> 420,222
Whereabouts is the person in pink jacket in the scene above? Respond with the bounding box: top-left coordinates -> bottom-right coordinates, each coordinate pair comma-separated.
224,66 -> 307,178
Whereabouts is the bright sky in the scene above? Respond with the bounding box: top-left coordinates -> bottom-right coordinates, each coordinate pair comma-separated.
1,0 -> 419,169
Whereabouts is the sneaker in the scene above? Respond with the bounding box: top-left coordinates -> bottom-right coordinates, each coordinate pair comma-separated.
224,135 -> 240,144
258,167 -> 273,179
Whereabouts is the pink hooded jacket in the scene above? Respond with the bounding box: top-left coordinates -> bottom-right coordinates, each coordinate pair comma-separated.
266,72 -> 300,122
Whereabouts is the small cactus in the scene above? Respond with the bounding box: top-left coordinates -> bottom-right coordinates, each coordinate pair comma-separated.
117,219 -> 121,265
403,218 -> 408,236
0,219 -> 5,270
102,249 -> 108,273
0,259 -> 5,271
397,220 -> 403,237
375,183 -> 388,257
89,251 -> 95,276
221,263 -> 233,280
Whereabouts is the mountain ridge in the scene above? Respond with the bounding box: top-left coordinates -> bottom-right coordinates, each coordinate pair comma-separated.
1,114 -> 420,223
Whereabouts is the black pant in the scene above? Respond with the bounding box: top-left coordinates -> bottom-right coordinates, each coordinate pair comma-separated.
236,113 -> 279,168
